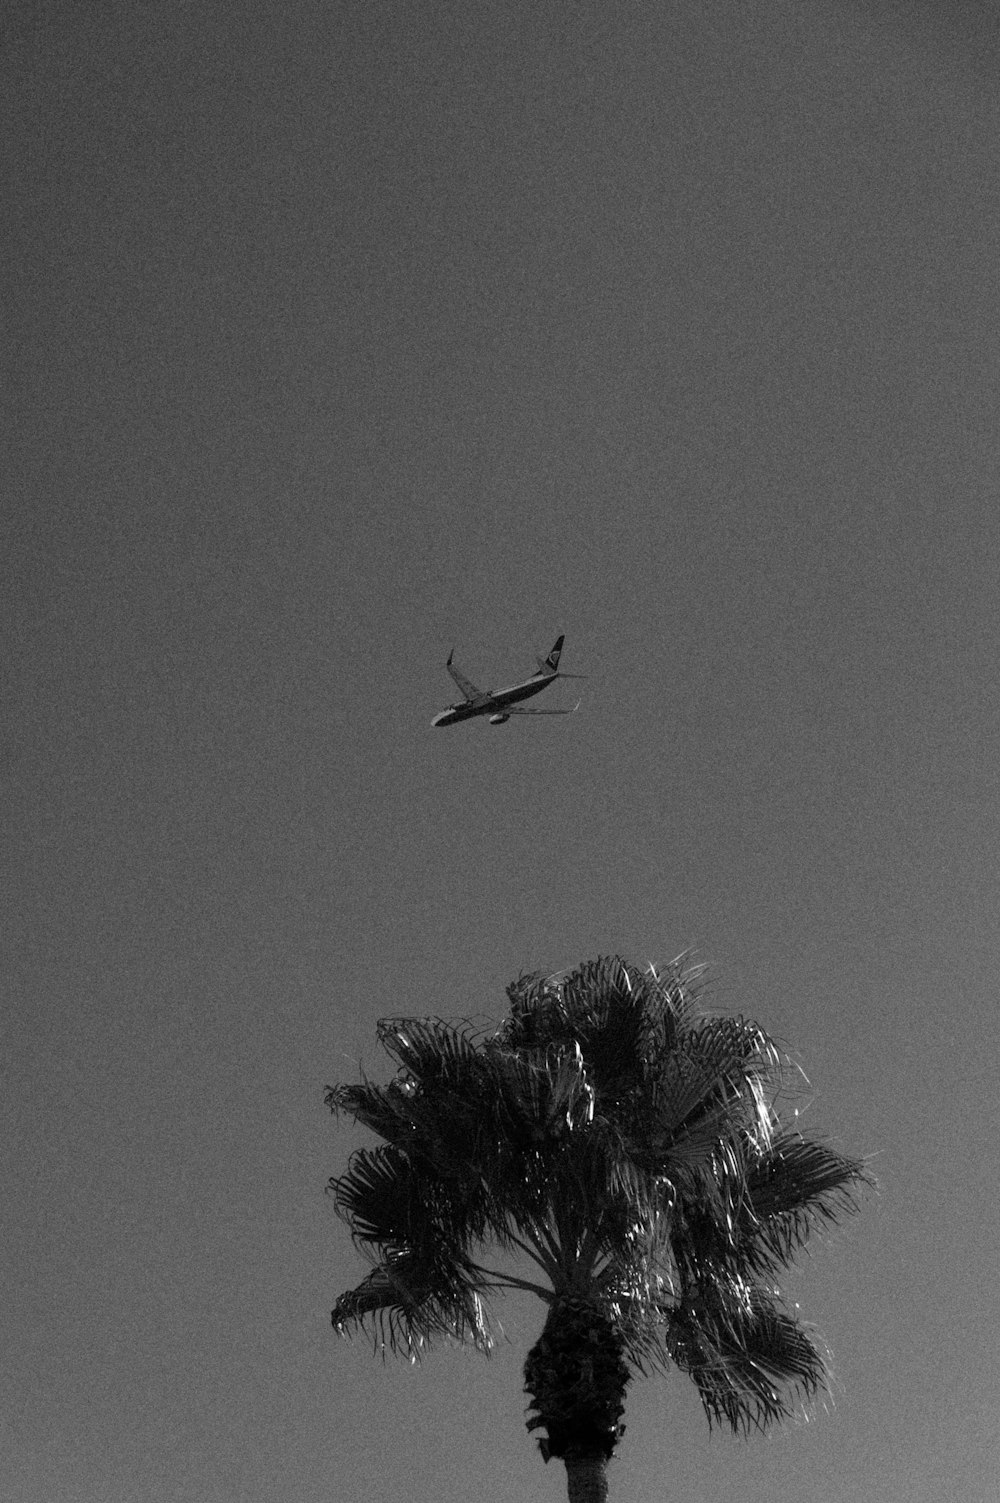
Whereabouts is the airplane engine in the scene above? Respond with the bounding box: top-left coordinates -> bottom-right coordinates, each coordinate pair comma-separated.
489,713 -> 510,725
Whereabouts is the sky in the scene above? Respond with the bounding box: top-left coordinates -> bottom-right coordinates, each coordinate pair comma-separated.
4,1 -> 1000,1500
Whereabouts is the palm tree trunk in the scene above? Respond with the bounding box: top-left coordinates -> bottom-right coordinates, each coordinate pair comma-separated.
564,1455 -> 609,1503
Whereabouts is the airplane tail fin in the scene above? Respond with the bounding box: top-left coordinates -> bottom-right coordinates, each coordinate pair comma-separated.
536,635 -> 565,675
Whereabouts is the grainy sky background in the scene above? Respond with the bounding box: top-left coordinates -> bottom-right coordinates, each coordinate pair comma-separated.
5,1 -> 1000,1500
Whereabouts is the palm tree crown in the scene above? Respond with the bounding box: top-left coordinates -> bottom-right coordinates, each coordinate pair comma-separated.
326,956 -> 870,1498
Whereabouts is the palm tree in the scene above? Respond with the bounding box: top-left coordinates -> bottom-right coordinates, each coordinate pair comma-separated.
326,956 -> 870,1503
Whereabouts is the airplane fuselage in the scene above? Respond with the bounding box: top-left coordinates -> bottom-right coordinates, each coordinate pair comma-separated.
432,673 -> 555,727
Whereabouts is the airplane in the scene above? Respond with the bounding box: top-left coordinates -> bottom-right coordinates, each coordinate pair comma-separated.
431,635 -> 586,727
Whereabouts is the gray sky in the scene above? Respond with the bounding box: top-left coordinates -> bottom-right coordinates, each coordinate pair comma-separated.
5,2 -> 1000,1500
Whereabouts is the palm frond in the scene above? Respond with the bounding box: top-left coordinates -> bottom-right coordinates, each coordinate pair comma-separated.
330,1032 -> 504,1198
330,1144 -> 415,1247
376,1016 -> 487,1092
326,1079 -> 420,1147
499,958 -> 715,1130
500,958 -> 639,1059
332,1253 -> 493,1356
738,1132 -> 873,1271
746,1131 -> 872,1220
490,1043 -> 596,1140
643,1016 -> 783,1169
329,1146 -> 496,1355
642,955 -> 708,1037
666,1282 -> 828,1433
330,1142 -> 493,1254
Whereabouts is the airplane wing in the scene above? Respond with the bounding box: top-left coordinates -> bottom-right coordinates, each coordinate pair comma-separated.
504,702 -> 580,716
446,651 -> 484,702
